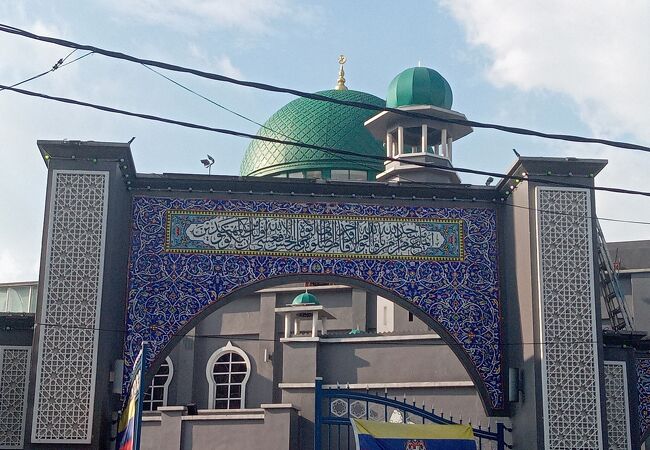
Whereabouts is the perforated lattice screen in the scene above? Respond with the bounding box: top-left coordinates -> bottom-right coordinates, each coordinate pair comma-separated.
0,346 -> 31,449
605,362 -> 631,450
32,171 -> 108,443
537,187 -> 602,449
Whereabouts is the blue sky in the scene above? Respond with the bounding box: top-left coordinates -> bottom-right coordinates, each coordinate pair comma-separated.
0,0 -> 649,281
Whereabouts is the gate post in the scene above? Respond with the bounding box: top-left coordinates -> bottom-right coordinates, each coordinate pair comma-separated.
29,141 -> 133,447
496,422 -> 505,450
314,377 -> 323,450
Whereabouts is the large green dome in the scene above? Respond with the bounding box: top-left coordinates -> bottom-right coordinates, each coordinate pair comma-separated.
240,89 -> 385,177
386,67 -> 453,109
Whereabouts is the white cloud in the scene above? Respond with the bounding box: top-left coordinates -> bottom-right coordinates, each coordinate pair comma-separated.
442,0 -> 650,241
188,44 -> 243,78
105,0 -> 316,35
0,251 -> 25,282
0,247 -> 41,283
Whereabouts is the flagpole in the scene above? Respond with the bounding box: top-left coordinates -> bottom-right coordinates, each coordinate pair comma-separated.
133,342 -> 149,450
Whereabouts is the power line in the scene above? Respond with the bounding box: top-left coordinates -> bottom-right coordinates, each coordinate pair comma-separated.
2,26 -> 649,232
1,22 -> 649,154
141,63 -> 271,133
14,321 -> 624,348
2,26 -> 648,209
3,83 -> 650,200
0,48 -> 93,93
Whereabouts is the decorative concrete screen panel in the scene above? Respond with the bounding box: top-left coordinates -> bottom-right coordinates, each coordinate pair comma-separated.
536,187 -> 602,449
32,171 -> 109,443
604,361 -> 631,450
126,197 -> 503,409
636,356 -> 650,440
0,346 -> 31,449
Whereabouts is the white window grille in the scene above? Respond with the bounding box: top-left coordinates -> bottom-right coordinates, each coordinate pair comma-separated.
206,342 -> 251,409
142,357 -> 173,412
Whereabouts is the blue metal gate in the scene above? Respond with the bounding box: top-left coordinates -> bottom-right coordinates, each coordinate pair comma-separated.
314,378 -> 511,450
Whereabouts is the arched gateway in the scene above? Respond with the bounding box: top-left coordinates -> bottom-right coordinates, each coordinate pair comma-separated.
125,195 -> 503,410
17,61 -> 644,450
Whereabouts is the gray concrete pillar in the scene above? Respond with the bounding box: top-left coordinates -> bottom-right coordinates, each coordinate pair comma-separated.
157,406 -> 186,450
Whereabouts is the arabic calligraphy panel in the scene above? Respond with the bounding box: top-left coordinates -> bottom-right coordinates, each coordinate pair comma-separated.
166,211 -> 463,261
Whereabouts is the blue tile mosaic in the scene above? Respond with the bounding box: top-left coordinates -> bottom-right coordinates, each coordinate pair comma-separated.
637,356 -> 650,439
124,196 -> 504,409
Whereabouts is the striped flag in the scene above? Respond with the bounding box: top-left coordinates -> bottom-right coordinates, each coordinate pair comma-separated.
116,343 -> 148,450
351,419 -> 477,450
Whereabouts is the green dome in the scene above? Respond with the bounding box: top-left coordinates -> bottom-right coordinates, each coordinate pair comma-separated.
386,67 -> 453,109
240,89 -> 385,177
292,292 -> 319,305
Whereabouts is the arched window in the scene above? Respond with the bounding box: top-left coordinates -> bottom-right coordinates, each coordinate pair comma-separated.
143,356 -> 173,411
206,342 -> 251,409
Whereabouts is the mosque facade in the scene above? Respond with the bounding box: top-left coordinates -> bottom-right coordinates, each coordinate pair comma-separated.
0,60 -> 649,450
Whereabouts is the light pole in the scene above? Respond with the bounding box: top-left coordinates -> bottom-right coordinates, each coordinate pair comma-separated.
200,155 -> 215,175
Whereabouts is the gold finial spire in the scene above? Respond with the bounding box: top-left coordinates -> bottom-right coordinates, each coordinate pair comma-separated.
335,54 -> 348,90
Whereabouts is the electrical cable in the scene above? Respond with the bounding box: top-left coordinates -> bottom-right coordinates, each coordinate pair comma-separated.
141,63 -> 272,133
3,26 -> 649,227
1,22 -> 649,154
4,320 -> 627,348
2,44 -> 648,229
3,82 -> 650,200
0,49 -> 92,93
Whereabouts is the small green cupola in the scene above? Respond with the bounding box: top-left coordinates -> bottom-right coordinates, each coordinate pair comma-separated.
364,65 -> 472,185
386,67 -> 453,109
292,292 -> 320,305
276,290 -> 333,338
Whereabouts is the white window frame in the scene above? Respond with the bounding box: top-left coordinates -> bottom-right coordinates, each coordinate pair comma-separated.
143,356 -> 174,411
206,342 -> 251,410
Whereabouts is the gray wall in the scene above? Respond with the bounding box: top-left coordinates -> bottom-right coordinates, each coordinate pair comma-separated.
141,406 -> 300,450
318,341 -> 471,385
0,316 -> 34,346
502,180 -> 543,448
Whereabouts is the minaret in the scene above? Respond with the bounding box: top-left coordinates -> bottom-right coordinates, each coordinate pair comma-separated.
364,67 -> 472,184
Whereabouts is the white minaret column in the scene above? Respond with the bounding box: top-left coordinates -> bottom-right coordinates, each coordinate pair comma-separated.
386,132 -> 393,158
447,137 -> 453,161
284,313 -> 291,338
421,124 -> 428,153
397,126 -> 404,156
441,128 -> 448,158
311,311 -> 319,337
294,316 -> 300,335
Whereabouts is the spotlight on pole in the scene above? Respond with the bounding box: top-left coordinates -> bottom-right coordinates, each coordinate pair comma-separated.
201,154 -> 215,175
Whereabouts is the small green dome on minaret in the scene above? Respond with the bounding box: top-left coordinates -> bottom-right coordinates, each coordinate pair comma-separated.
292,292 -> 320,305
386,67 -> 453,109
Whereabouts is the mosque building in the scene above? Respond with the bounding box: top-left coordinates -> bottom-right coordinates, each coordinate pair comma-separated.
1,58 -> 649,450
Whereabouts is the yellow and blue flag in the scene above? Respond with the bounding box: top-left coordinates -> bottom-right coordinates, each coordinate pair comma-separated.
116,344 -> 148,450
351,419 -> 477,450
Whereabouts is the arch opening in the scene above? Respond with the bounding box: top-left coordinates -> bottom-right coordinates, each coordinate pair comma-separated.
141,273 -> 499,415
